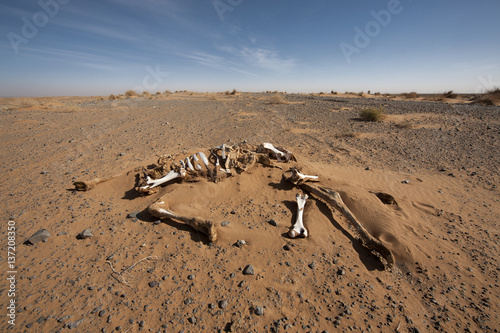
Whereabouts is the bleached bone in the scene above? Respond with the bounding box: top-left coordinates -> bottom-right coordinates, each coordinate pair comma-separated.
261,143 -> 295,162
149,200 -> 217,242
289,193 -> 309,238
73,173 -> 125,191
185,157 -> 195,171
197,152 -> 209,169
221,144 -> 227,160
138,169 -> 186,192
283,173 -> 395,268
179,160 -> 186,169
283,167 -> 319,185
192,154 -> 202,171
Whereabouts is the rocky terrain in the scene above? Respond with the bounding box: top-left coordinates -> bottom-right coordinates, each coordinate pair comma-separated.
1,92 -> 498,332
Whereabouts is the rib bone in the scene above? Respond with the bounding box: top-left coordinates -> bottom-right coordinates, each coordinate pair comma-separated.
289,193 -> 309,238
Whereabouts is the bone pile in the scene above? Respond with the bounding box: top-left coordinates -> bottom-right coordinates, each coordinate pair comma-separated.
136,142 -> 296,194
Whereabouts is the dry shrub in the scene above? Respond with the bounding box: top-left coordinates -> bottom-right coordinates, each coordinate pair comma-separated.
395,120 -> 413,129
125,90 -> 137,97
331,90 -> 337,94
476,87 -> 500,105
402,92 -> 419,99
109,94 -> 117,100
269,94 -> 288,104
164,90 -> 171,95
336,128 -> 358,138
441,90 -> 457,100
360,106 -> 385,121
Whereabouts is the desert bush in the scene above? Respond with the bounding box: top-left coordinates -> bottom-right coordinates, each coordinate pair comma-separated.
336,128 -> 358,138
331,90 -> 337,94
164,90 -> 171,95
109,94 -> 117,100
125,90 -> 137,97
230,89 -> 237,95
269,94 -> 288,104
402,92 -> 419,99
441,90 -> 457,99
476,87 -> 500,105
156,91 -> 161,95
360,106 -> 385,121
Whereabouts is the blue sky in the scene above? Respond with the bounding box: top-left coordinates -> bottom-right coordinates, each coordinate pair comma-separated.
1,0 -> 499,97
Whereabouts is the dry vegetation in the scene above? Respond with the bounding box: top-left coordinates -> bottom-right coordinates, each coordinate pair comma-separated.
360,106 -> 385,121
476,87 -> 500,105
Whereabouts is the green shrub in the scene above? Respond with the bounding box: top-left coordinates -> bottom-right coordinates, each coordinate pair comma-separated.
360,106 -> 385,121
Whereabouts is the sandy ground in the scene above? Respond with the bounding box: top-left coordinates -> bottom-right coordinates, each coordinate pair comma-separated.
0,92 -> 499,332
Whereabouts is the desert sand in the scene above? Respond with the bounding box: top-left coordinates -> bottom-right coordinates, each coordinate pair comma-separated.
1,92 -> 498,332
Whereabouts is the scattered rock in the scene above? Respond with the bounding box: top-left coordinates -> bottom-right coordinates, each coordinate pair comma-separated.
219,300 -> 228,309
235,240 -> 247,247
148,281 -> 159,288
25,229 -> 51,245
254,306 -> 264,316
268,219 -> 277,226
78,229 -> 93,239
242,265 -> 255,275
402,179 -> 410,184
127,212 -> 140,219
66,318 -> 84,329
220,221 -> 230,227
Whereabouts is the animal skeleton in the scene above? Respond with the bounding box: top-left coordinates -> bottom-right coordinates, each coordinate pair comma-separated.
73,142 -> 394,268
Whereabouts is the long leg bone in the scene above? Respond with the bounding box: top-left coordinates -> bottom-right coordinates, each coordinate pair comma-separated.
74,175 -> 118,191
283,169 -> 395,268
289,193 -> 309,238
149,200 -> 217,242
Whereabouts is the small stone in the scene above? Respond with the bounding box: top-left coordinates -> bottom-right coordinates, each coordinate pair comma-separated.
66,318 -> 84,329
268,219 -> 277,227
219,300 -> 228,309
184,297 -> 193,305
119,152 -> 126,156
26,229 -> 51,245
187,274 -> 195,280
127,212 -> 140,219
41,170 -> 49,174
153,220 -> 161,225
243,265 -> 255,275
98,309 -> 106,317
236,240 -> 247,247
337,268 -> 346,276
78,229 -> 93,239
148,281 -> 159,288
220,221 -> 230,227
188,316 -> 196,324
283,244 -> 291,251
254,306 -> 264,316
139,320 -> 145,328
308,262 -> 315,269
57,231 -> 67,236
365,167 -> 370,170
230,210 -> 236,215
402,179 -> 410,184
91,306 -> 102,314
